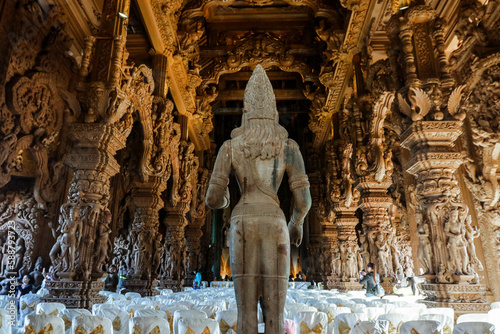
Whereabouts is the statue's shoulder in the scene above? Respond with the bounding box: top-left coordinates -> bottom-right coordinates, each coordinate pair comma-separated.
219,140 -> 232,153
285,139 -> 300,153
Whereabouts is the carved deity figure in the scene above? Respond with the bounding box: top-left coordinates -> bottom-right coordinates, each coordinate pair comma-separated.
206,65 -> 311,334
93,209 -> 112,273
416,211 -> 433,274
49,203 -> 82,274
152,234 -> 163,278
375,233 -> 391,277
444,206 -> 469,275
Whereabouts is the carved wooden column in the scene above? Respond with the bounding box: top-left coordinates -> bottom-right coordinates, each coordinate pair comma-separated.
184,167 -> 209,286
325,138 -> 363,291
44,123 -> 130,307
122,179 -> 164,296
387,2 -> 489,314
159,141 -> 198,291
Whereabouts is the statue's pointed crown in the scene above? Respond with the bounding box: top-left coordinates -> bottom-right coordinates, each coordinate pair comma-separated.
243,65 -> 277,121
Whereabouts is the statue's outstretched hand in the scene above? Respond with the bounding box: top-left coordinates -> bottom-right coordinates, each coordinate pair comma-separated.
288,222 -> 303,247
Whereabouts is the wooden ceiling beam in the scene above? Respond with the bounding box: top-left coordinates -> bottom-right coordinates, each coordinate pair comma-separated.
217,89 -> 305,101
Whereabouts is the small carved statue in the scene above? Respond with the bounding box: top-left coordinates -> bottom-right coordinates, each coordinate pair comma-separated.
205,65 -> 311,334
444,206 -> 469,275
151,234 -> 163,278
417,212 -> 433,274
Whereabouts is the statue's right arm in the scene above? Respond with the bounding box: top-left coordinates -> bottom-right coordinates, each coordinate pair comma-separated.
206,141 -> 231,210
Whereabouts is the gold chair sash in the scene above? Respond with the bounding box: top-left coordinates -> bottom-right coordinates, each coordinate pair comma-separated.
387,322 -> 397,334
326,311 -> 334,324
112,316 -> 121,331
219,319 -> 237,334
21,301 -> 37,311
129,310 -> 135,318
25,323 -> 53,334
410,329 -> 440,334
443,324 -> 452,334
338,321 -> 351,334
62,315 -> 72,331
164,311 -> 173,332
75,324 -> 104,334
299,321 -> 324,334
132,325 -> 160,334
185,326 -> 210,334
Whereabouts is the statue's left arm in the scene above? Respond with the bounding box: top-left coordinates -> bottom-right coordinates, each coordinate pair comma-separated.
285,139 -> 312,246
206,141 -> 231,210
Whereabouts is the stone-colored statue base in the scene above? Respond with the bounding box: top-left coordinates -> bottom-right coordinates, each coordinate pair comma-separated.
158,279 -> 184,292
122,279 -> 158,297
42,280 -> 105,309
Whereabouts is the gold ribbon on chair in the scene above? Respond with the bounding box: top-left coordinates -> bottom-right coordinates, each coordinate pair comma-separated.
132,325 -> 160,334
62,315 -> 72,331
387,322 -> 397,334
75,324 -> 104,334
21,301 -> 37,311
443,324 -> 452,334
219,319 -> 237,334
38,309 -> 59,316
186,326 -> 211,334
164,311 -> 173,332
326,311 -> 334,324
25,323 -> 54,334
299,321 -> 324,334
112,316 -> 121,331
129,309 -> 135,318
410,329 -> 440,334
337,321 -> 351,334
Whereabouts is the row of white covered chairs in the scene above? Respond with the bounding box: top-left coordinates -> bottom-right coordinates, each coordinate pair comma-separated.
23,314 -> 223,334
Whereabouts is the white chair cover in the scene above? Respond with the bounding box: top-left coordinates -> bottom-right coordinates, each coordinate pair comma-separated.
129,316 -> 170,334
326,299 -> 354,308
288,306 -> 317,320
20,294 -> 41,325
364,307 -> 385,320
72,315 -> 113,334
491,302 -> 500,310
322,306 -> 344,334
192,306 -> 220,319
348,305 -> 366,314
215,311 -> 237,334
488,308 -> 500,331
178,318 -> 220,334
125,293 -> 142,300
457,314 -> 490,324
400,320 -> 443,334
95,308 -> 130,334
125,305 -> 153,318
59,309 -> 92,334
419,314 -> 453,333
93,304 -> 121,315
378,313 -> 409,334
294,311 -> 328,334
25,314 -> 65,334
162,306 -> 190,333
36,302 -> 66,316
423,308 -> 454,322
349,320 -> 390,334
107,294 -> 127,302
134,309 -> 168,320
173,310 -> 207,334
333,313 -> 367,334
0,308 -> 12,334
388,309 -> 420,321
452,322 -> 495,334
177,302 -> 195,310
37,288 -> 49,297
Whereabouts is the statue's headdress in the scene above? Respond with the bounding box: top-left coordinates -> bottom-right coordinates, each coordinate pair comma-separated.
242,65 -> 278,122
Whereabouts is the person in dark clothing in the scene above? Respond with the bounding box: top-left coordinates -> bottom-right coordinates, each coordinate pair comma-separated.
16,275 -> 34,299
359,262 -> 380,297
104,265 -> 118,292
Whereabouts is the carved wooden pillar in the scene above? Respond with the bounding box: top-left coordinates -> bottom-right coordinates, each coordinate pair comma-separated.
159,141 -> 198,291
184,167 -> 209,286
386,2 -> 489,314
122,179 -> 164,296
44,123 -> 130,308
332,204 -> 362,292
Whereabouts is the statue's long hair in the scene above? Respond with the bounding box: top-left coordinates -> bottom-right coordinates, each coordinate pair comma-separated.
231,118 -> 288,160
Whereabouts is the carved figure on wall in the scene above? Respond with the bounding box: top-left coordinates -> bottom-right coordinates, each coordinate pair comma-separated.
93,209 -> 112,274
358,230 -> 370,270
14,237 -> 25,271
464,215 -> 483,271
49,203 -> 82,275
417,213 -> 433,274
375,233 -> 391,277
205,66 -> 311,334
444,206 -> 469,275
152,234 -> 163,278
